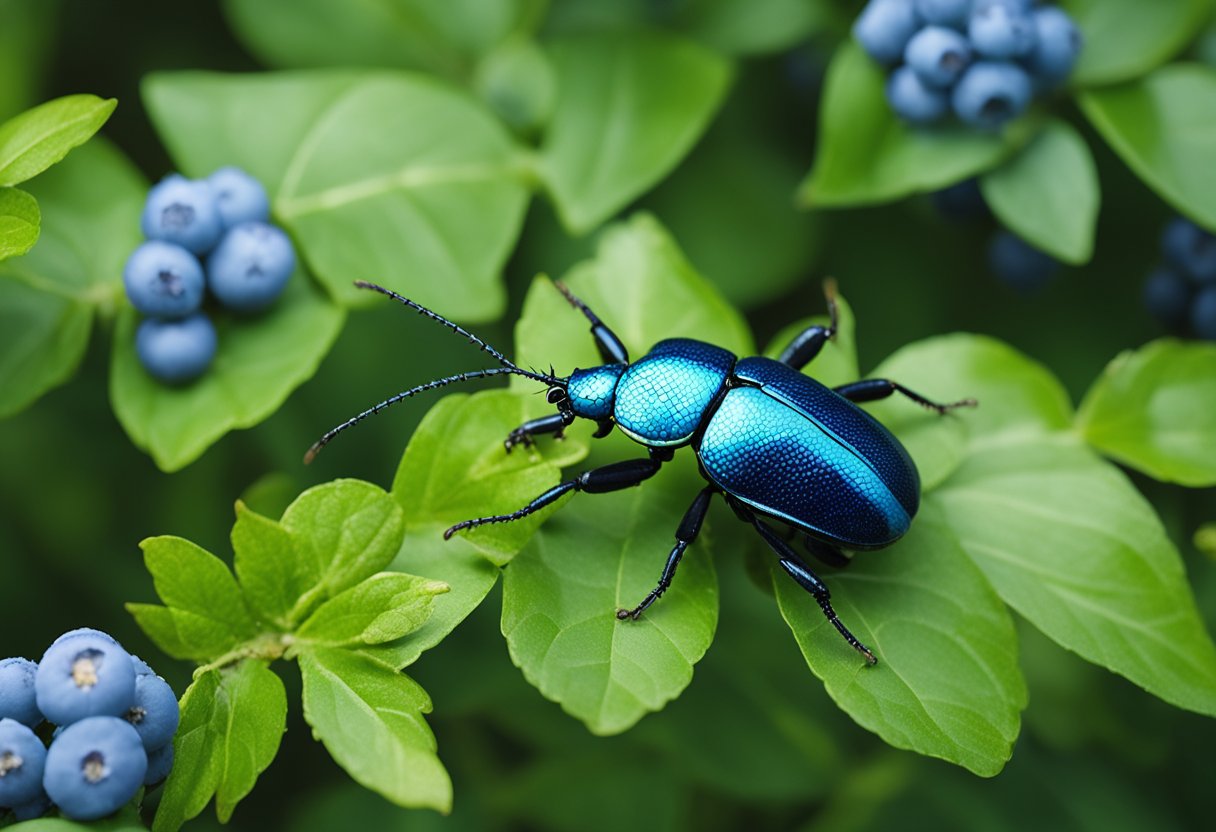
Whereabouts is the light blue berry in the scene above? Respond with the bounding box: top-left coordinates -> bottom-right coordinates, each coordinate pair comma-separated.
141,174 -> 223,255
35,635 -> 136,726
0,719 -> 46,807
206,222 -> 295,312
43,717 -> 147,821
886,65 -> 951,125
1143,267 -> 1193,332
144,741 -> 174,786
914,0 -> 972,28
0,659 -> 41,728
988,230 -> 1058,291
135,314 -> 218,385
123,241 -> 205,319
854,0 -> 922,65
1193,287 -> 1216,340
969,0 -> 1037,59
129,655 -> 156,678
11,790 -> 51,820
52,630 -> 118,648
208,167 -> 271,229
124,673 -> 179,752
906,25 -> 972,88
952,60 -> 1032,129
1026,7 -> 1082,88
1162,216 -> 1216,282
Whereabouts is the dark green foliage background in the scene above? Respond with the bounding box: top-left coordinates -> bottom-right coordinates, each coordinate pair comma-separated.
2,0 -> 1215,829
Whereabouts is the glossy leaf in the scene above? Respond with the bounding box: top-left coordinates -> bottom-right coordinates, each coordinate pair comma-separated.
1080,64 -> 1216,232
0,93 -> 116,186
539,33 -> 731,233
0,185 -> 38,260
801,42 -> 1035,208
109,272 -> 344,472
501,484 -> 719,735
1077,339 -> 1216,487
231,502 -> 304,629
1062,0 -> 1214,87
299,647 -> 451,811
980,119 -> 1100,265
296,572 -> 448,647
0,138 -> 143,417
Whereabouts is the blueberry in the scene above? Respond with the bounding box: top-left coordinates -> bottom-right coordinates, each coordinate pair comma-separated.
1161,217 -> 1216,282
952,61 -> 1032,129
141,174 -> 223,255
129,655 -> 156,678
0,719 -> 46,807
1192,287 -> 1216,340
906,25 -> 972,88
135,314 -> 218,385
35,634 -> 136,726
1025,7 -> 1082,87
886,66 -> 951,125
206,222 -> 295,312
144,741 -> 174,786
43,717 -> 147,821
208,167 -> 271,229
854,0 -> 922,65
914,0 -> 973,28
0,659 -> 41,728
988,230 -> 1059,291
123,241 -> 206,319
931,178 -> 990,221
1143,267 -> 1194,331
11,791 -> 51,820
52,629 -> 119,648
969,0 -> 1037,59
123,673 -> 178,752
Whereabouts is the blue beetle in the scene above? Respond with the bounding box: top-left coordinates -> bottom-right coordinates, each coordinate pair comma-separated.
307,280 -> 975,665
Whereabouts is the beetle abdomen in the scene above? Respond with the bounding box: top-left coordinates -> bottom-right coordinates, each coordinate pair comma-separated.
614,339 -> 736,446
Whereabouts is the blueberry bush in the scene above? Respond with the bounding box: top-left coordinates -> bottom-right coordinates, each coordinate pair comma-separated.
3,0 -> 1216,829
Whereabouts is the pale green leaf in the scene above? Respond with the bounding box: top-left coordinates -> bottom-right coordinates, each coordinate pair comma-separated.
0,185 -> 38,260
1062,0 -> 1214,87
0,93 -> 116,186
296,572 -> 448,647
231,501 -> 308,628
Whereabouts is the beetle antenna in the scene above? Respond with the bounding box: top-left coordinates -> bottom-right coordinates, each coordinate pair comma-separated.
822,278 -> 839,340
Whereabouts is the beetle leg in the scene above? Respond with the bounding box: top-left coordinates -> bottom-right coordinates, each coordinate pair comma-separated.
729,499 -> 877,666
775,279 -> 840,370
552,280 -> 630,364
504,411 -> 575,453
617,487 -> 715,621
444,457 -> 661,538
803,535 -> 851,568
832,379 -> 977,414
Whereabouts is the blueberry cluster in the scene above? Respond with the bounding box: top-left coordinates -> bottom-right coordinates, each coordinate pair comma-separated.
0,629 -> 179,822
1144,217 -> 1216,339
854,0 -> 1082,128
126,167 -> 295,384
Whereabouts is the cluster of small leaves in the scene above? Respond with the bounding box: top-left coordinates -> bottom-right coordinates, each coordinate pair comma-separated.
126,479 -> 452,830
805,0 -> 1216,265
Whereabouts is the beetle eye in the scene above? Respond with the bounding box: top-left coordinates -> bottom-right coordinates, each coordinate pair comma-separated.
546,387 -> 566,404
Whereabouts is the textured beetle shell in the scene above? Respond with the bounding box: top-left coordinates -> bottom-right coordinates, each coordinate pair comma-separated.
698,357 -> 920,549
613,339 -> 736,446
568,363 -> 626,420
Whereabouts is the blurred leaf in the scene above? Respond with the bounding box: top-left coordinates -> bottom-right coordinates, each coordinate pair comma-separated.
1080,64 -> 1216,232
774,503 -> 1025,777
231,502 -> 307,629
501,484 -> 719,735
802,42 -> 1035,208
0,138 -> 143,417
763,291 -> 859,390
980,119 -> 1100,265
0,185 -> 38,260
0,93 -> 115,186
299,647 -> 451,811
1195,523 -> 1216,560
935,436 -> 1216,717
153,661 -> 287,831
1077,339 -> 1216,486
144,71 -> 528,317
676,0 -> 830,56
15,819 -> 143,832
296,572 -> 448,647
109,272 -> 344,472
0,0 -> 58,122
514,213 -> 755,382
1062,0 -> 1214,87
474,37 -> 556,132
539,33 -> 731,233
238,471 -> 300,520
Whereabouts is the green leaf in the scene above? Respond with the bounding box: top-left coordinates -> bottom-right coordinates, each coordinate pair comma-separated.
1195,524 -> 1216,560
279,479 -> 407,606
676,0 -> 831,56
299,647 -> 451,811
17,818 -> 144,832
935,435 -> 1216,717
0,93 -> 116,186
126,603 -> 197,661
474,37 -> 556,133
980,119 -> 1100,265
109,272 -> 344,472
1062,0 -> 1214,87
801,41 -> 1035,208
501,483 -> 719,735
514,213 -> 754,382
763,291 -> 859,390
775,504 -> 1025,777
1077,339 -> 1216,486
1080,64 -> 1216,232
136,536 -> 257,658
0,138 -> 143,417
153,661 -> 287,831
0,186 -> 38,260
539,33 -> 731,233
296,572 -> 449,647
231,501 -> 307,629
144,70 -> 529,317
